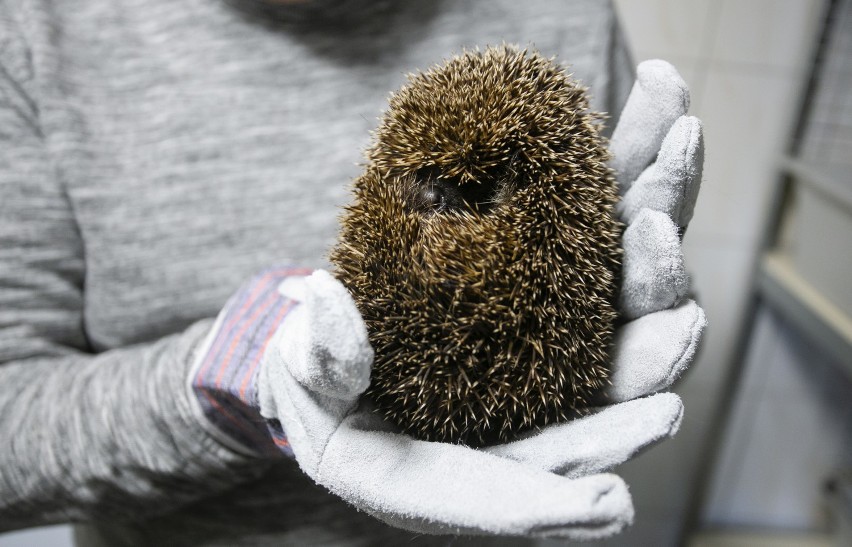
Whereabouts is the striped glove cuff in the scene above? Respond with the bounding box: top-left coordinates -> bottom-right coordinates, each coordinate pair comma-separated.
189,266 -> 312,458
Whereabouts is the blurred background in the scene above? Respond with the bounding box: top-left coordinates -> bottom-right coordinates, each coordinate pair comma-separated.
603,0 -> 851,545
1,0 -> 849,545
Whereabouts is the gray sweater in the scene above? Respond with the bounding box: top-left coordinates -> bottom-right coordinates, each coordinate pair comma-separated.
0,0 -> 632,543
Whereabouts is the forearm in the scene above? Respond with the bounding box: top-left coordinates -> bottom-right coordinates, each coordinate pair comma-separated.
0,319 -> 266,531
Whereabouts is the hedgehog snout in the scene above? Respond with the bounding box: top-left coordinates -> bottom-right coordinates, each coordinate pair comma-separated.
416,178 -> 464,212
412,166 -> 505,214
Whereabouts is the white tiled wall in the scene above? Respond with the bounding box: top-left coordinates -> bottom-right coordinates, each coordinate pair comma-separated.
603,0 -> 828,544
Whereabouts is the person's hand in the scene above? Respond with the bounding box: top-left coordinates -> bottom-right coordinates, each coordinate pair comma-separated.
190,267 -> 633,539
188,59 -> 706,540
256,270 -> 639,540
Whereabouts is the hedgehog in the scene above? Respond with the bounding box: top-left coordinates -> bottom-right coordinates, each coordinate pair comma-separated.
329,45 -> 622,447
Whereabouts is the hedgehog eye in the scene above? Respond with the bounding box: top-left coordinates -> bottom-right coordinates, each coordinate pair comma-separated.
419,184 -> 448,210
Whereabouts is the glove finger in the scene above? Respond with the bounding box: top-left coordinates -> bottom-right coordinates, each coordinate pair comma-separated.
319,411 -> 634,540
484,393 -> 683,478
619,209 -> 688,319
603,300 -> 706,403
610,60 -> 690,194
277,270 -> 373,401
617,116 -> 704,229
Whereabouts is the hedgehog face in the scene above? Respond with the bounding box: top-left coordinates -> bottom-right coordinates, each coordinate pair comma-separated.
411,168 -> 485,214
330,46 -> 622,446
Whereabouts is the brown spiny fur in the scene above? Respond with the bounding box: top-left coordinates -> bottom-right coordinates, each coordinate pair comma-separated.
329,45 -> 622,447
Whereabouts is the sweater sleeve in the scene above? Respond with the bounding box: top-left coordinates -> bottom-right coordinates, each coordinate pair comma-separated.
0,10 -> 265,532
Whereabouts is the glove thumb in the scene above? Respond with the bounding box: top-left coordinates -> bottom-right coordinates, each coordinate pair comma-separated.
276,269 -> 373,401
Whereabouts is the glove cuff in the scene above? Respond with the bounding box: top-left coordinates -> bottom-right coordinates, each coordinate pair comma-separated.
188,265 -> 312,458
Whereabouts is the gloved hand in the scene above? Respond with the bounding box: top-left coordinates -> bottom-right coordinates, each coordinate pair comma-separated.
188,59 -> 706,540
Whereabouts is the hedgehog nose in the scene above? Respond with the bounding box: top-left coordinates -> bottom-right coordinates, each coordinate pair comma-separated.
418,179 -> 464,212
420,185 -> 447,209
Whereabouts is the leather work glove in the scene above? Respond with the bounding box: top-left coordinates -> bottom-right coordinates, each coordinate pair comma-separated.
188,59 -> 706,540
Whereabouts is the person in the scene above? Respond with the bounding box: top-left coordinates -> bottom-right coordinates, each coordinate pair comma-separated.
0,0 -> 705,545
